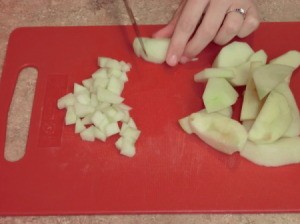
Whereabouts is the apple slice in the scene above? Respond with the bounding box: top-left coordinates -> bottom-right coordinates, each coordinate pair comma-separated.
240,138 -> 300,167
189,112 -> 248,154
248,91 -> 292,144
242,120 -> 255,132
229,50 -> 267,86
240,62 -> 264,120
179,107 -> 233,134
270,50 -> 300,69
275,82 -> 300,137
212,41 -> 254,68
194,68 -> 234,82
253,64 -> 294,100
133,37 -> 170,64
203,78 -> 238,113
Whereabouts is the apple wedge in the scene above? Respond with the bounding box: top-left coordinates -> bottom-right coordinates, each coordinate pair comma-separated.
189,112 -> 248,154
253,64 -> 294,100
275,82 -> 300,137
133,37 -> 170,64
212,41 -> 254,68
203,78 -> 238,113
242,120 -> 255,132
240,138 -> 300,167
229,50 -> 267,86
270,50 -> 300,69
194,68 -> 234,82
240,62 -> 264,121
248,91 -> 292,144
178,107 -> 232,134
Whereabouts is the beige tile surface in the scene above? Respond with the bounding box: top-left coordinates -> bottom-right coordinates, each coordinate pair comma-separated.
1,0 -> 300,223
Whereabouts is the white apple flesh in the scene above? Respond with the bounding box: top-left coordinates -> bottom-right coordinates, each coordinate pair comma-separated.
248,91 -> 292,144
241,138 -> 300,167
133,37 -> 170,64
189,112 -> 248,154
202,78 -> 238,113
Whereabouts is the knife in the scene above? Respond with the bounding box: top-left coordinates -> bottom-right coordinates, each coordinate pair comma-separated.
122,0 -> 148,56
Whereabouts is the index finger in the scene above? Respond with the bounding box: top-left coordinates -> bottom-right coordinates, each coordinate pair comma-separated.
166,0 -> 209,66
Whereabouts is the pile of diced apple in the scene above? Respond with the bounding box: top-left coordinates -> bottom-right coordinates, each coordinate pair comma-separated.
57,57 -> 141,157
179,42 -> 300,167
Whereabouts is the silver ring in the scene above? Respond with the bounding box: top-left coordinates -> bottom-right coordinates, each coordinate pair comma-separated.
226,8 -> 247,18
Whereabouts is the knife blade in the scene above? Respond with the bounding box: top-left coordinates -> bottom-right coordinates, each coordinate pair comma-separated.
122,0 -> 147,56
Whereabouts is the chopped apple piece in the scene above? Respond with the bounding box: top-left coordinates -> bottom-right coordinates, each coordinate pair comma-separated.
107,76 -> 124,95
97,87 -> 124,104
240,138 -> 300,167
108,68 -> 122,78
91,111 -> 106,128
74,102 -> 95,118
248,91 -> 292,144
82,78 -> 94,91
115,136 -> 123,150
120,137 -> 136,157
212,41 -> 254,68
81,114 -> 93,125
74,83 -> 89,95
80,126 -> 95,142
119,72 -> 129,82
92,68 -> 108,79
202,78 -> 238,113
133,37 -> 170,64
65,106 -> 77,125
120,61 -> 132,72
94,127 -> 107,142
275,82 -> 300,137
75,118 -> 86,133
120,126 -> 141,141
253,64 -> 294,99
75,92 -> 91,105
189,112 -> 248,154
127,117 -> 137,129
57,93 -> 75,109
105,122 -> 120,137
98,57 -> 122,70
93,77 -> 109,89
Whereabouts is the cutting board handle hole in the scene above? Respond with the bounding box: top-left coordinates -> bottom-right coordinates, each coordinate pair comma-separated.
4,66 -> 38,162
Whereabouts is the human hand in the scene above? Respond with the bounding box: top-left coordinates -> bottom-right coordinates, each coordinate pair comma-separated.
153,0 -> 260,66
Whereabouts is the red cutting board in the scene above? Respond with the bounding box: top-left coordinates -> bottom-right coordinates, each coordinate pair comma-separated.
0,23 -> 300,215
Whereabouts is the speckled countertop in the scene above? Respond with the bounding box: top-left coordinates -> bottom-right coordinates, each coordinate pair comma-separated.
1,0 -> 300,223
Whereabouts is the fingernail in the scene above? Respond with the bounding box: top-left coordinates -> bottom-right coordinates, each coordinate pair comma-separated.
180,56 -> 190,64
166,54 -> 178,66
